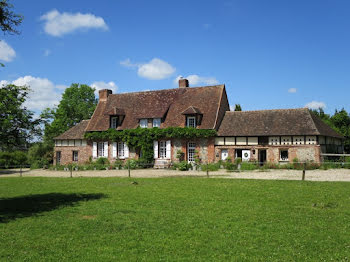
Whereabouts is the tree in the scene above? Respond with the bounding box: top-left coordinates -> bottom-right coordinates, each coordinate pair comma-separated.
41,84 -> 97,143
0,0 -> 23,35
0,84 -> 41,151
311,108 -> 350,153
234,104 -> 242,111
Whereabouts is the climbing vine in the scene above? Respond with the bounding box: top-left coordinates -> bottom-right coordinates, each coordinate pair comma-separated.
84,127 -> 216,163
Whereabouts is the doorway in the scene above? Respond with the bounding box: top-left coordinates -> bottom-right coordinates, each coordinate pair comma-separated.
259,149 -> 267,165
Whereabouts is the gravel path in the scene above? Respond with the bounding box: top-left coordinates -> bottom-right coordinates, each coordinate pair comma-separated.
1,168 -> 350,182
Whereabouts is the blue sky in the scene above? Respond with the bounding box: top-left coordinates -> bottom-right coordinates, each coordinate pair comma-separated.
1,0 -> 349,116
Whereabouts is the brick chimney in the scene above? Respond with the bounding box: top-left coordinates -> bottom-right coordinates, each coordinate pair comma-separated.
99,89 -> 112,101
179,78 -> 189,88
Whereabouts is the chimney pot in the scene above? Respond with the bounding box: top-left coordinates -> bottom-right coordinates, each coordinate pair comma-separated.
99,89 -> 112,101
179,78 -> 189,88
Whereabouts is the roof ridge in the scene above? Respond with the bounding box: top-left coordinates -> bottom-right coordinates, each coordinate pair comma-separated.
108,84 -> 225,96
226,108 -> 307,114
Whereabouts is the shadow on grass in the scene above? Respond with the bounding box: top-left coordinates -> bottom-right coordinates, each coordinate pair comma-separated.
0,169 -> 30,175
0,193 -> 106,223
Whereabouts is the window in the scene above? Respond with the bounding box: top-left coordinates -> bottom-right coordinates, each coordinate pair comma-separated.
111,117 -> 118,128
140,119 -> 148,128
118,142 -> 125,158
159,141 -> 167,159
98,142 -> 104,157
153,118 -> 161,128
187,116 -> 196,128
280,150 -> 289,161
72,151 -> 78,162
188,142 -> 196,162
56,151 -> 61,164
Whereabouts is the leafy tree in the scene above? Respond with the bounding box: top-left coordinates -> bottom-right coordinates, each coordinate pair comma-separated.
0,84 -> 41,151
311,108 -> 350,153
0,0 -> 23,35
234,104 -> 242,111
41,83 -> 97,143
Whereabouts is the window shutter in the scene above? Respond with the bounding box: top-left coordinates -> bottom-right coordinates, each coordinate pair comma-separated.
153,141 -> 158,159
104,142 -> 108,157
124,143 -> 129,158
93,142 -> 97,158
112,142 -> 117,158
166,140 -> 171,159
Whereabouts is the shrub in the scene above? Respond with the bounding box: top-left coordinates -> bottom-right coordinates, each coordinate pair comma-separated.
200,162 -> 220,172
96,157 -> 110,165
234,157 -> 242,165
0,151 -> 28,168
240,161 -> 259,171
178,161 -> 192,171
113,160 -> 124,169
28,142 -> 53,168
176,150 -> 185,162
226,161 -> 237,171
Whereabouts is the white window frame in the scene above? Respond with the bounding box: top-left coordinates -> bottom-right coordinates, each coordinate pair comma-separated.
159,141 -> 167,159
188,142 -> 196,163
280,149 -> 289,161
111,117 -> 118,128
118,142 -> 125,158
187,116 -> 196,128
140,119 -> 148,128
97,142 -> 104,157
153,118 -> 161,128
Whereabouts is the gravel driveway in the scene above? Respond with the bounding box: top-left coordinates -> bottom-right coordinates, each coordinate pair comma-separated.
1,168 -> 350,182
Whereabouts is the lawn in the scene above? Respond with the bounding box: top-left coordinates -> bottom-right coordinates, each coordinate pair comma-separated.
0,177 -> 349,261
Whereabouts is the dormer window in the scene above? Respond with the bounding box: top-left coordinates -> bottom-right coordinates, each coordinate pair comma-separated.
182,106 -> 202,128
110,117 -> 118,128
153,118 -> 161,128
140,119 -> 148,128
187,116 -> 196,128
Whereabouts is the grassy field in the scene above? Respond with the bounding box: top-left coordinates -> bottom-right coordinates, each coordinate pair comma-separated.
0,177 -> 349,261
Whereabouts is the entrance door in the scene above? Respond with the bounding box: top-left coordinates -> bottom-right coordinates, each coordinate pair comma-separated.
221,149 -> 228,160
259,149 -> 267,165
187,142 -> 196,163
56,151 -> 61,165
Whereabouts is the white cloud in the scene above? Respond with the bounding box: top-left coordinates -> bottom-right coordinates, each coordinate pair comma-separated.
0,80 -> 9,87
40,9 -> 108,37
288,88 -> 297,93
44,49 -> 51,56
119,58 -> 138,68
91,81 -> 118,95
0,40 -> 16,62
1,76 -> 66,112
305,101 -> 326,110
121,58 -> 176,80
174,74 -> 219,86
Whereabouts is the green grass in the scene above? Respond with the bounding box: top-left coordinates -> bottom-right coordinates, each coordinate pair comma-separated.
0,177 -> 350,261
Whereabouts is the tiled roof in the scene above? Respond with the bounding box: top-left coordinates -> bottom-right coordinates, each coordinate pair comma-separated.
86,85 -> 229,131
217,108 -> 344,138
54,120 -> 90,140
181,106 -> 202,115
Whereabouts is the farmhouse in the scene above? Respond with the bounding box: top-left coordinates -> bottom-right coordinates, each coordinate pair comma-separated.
54,78 -> 344,166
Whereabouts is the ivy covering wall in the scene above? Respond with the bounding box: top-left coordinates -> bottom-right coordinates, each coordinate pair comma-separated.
84,127 -> 216,163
